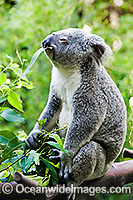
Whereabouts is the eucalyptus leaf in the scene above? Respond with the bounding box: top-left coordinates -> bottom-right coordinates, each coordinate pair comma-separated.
34,152 -> 40,165
19,81 -> 35,89
49,133 -> 63,151
0,96 -> 7,103
0,130 -> 23,162
7,91 -> 24,112
63,149 -> 70,156
25,150 -> 35,170
0,130 -> 18,145
20,157 -> 27,173
41,157 -> 58,181
0,107 -> 11,113
2,140 -> 23,162
9,64 -> 22,77
0,73 -> 7,85
20,48 -> 44,79
46,141 -> 61,150
42,175 -> 50,187
38,118 -> 47,130
0,109 -> 24,123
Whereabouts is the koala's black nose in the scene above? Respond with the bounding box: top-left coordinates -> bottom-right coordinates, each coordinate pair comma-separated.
42,35 -> 54,48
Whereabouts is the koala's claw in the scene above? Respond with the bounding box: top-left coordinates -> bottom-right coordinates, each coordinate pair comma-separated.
67,192 -> 76,200
64,164 -> 72,180
59,162 -> 64,178
59,154 -> 72,181
67,182 -> 77,200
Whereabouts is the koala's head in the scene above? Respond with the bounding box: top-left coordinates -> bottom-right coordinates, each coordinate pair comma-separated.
42,28 -> 112,68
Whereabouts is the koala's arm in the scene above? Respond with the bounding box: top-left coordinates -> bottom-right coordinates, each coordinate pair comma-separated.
26,86 -> 62,149
63,93 -> 107,158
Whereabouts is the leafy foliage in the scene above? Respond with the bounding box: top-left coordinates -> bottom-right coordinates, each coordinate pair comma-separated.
0,54 -> 34,123
0,123 -> 68,186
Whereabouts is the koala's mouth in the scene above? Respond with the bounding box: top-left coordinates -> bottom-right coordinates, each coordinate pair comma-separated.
45,46 -> 55,60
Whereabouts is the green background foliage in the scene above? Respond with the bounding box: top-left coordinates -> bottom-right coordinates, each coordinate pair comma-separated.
0,0 -> 133,199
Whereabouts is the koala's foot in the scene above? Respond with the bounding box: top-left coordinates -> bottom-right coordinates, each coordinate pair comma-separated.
26,130 -> 42,149
59,152 -> 72,181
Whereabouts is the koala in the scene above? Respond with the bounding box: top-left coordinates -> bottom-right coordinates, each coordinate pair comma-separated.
26,28 -> 127,188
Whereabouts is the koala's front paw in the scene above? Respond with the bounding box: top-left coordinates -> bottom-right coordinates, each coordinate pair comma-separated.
59,152 -> 72,181
26,130 -> 42,149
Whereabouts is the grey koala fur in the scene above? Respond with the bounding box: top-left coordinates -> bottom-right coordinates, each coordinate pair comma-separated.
26,28 -> 127,187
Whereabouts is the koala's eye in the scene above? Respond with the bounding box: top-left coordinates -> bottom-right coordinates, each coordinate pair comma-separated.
59,37 -> 68,44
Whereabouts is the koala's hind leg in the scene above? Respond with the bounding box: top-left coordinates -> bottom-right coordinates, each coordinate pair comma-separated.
70,141 -> 107,186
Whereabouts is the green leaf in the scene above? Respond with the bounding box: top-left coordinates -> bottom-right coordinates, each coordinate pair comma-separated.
34,152 -> 40,165
28,165 -> 36,172
7,91 -> 23,112
18,81 -> 35,89
9,64 -> 22,77
42,175 -> 50,187
6,55 -> 13,66
0,109 -> 24,123
0,130 -> 22,162
38,119 -> 47,130
16,131 -> 27,141
46,141 -> 61,150
50,133 -> 63,151
0,96 -> 7,104
41,157 -> 58,181
63,149 -> 70,156
11,63 -> 19,68
52,178 -> 58,186
48,161 -> 60,169
0,171 -> 9,180
0,130 -> 17,145
0,162 -> 10,172
20,48 -> 44,79
20,157 -> 27,173
25,150 -> 35,170
2,140 -> 22,161
0,65 -> 4,70
0,73 -> 7,85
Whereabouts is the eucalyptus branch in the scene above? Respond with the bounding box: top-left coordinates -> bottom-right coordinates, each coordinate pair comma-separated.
0,149 -> 30,173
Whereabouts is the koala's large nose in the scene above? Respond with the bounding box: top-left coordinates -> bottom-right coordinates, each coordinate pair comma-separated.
42,35 -> 54,48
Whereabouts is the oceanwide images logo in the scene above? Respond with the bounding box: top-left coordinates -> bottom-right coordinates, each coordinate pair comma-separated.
1,183 -> 132,196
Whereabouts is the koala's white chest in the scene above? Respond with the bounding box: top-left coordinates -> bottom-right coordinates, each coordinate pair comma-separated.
51,67 -> 81,126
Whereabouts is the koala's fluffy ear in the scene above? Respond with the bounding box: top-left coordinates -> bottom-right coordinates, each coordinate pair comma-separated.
88,35 -> 112,66
91,44 -> 105,58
